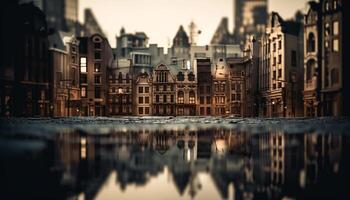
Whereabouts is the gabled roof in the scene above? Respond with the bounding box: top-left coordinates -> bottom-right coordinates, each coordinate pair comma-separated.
173,25 -> 190,48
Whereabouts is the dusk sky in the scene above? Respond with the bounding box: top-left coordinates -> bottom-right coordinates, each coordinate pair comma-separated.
79,0 -> 309,48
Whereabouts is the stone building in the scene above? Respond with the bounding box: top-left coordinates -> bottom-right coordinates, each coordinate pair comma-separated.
1,2 -> 50,117
48,31 -> 80,117
196,59 -> 213,116
135,72 -> 153,116
115,28 -> 149,59
320,0 -> 348,116
174,64 -> 197,116
212,59 -> 230,116
259,12 -> 304,117
78,34 -> 113,116
152,64 -> 176,116
107,59 -> 133,116
303,2 -> 322,117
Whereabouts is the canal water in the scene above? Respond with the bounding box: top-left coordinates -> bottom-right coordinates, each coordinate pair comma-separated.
0,123 -> 349,199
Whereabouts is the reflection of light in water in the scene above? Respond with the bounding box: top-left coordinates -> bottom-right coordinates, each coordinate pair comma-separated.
187,149 -> 190,162
214,139 -> 227,153
80,137 -> 87,159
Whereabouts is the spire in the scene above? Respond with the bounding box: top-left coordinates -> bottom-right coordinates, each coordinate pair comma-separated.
173,25 -> 190,48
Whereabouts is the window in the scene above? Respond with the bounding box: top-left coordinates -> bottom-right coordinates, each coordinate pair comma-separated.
200,96 -> 204,104
273,71 -> 276,80
163,95 -> 167,103
325,23 -> 330,36
139,87 -> 143,94
139,97 -> 143,104
95,87 -> 101,98
118,87 -> 123,94
333,0 -> 338,9
189,91 -> 195,104
94,51 -> 101,60
278,55 -> 282,64
237,94 -> 241,101
206,107 -> 211,115
278,69 -> 282,78
156,95 -> 159,103
145,87 -> 149,93
331,68 -> 339,85
94,75 -> 101,84
145,107 -> 150,114
278,40 -> 282,50
80,74 -> 87,84
188,72 -> 195,81
333,39 -> 339,52
273,43 -> 276,52
291,50 -> 297,66
273,84 -> 276,89
80,57 -> 87,73
333,21 -> 339,35
273,57 -> 276,66
278,82 -> 282,88
81,87 -> 87,98
206,96 -> 211,104
139,107 -> 144,114
145,97 -> 150,104
94,63 -> 101,72
307,33 -> 316,52
231,94 -> 236,101
325,1 -> 330,11
178,91 -> 184,103
177,72 -> 185,81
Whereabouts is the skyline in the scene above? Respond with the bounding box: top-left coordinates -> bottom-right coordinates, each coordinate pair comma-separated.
79,0 -> 309,48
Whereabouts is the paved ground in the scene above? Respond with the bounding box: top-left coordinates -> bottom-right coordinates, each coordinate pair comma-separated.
1,116 -> 350,137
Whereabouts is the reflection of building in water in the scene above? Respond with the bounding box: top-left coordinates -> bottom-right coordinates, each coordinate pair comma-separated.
33,128 -> 346,200
302,133 -> 342,188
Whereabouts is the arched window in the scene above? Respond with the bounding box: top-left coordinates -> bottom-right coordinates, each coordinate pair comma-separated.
307,33 -> 315,52
306,59 -> 315,82
178,91 -> 184,104
189,91 -> 195,104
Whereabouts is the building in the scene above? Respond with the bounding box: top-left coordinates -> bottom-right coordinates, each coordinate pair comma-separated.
233,0 -> 268,46
107,59 -> 133,116
174,63 -> 197,116
80,8 -> 105,37
320,0 -> 348,116
20,0 -> 79,34
78,34 -> 114,116
116,28 -> 149,59
48,31 -> 80,117
211,17 -> 235,45
259,12 -> 304,117
169,26 -> 190,61
1,2 -> 50,117
303,2 -> 322,117
212,59 -> 230,116
196,58 -> 213,116
135,72 -> 153,116
152,64 -> 176,116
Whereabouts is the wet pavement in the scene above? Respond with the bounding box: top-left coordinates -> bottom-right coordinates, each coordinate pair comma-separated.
0,117 -> 349,200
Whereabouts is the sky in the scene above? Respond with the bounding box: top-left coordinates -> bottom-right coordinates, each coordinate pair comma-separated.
79,0 -> 309,48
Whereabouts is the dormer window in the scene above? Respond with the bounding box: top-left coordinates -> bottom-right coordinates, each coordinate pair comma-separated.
177,72 -> 185,81
188,72 -> 195,81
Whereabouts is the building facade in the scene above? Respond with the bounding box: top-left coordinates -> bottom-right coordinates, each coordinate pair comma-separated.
259,12 -> 304,117
78,34 -> 113,116
49,31 -> 80,117
135,72 -> 153,116
152,64 -> 176,116
175,66 -> 197,116
303,2 -> 322,117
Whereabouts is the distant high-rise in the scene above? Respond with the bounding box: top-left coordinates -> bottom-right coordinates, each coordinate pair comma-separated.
233,0 -> 268,45
20,0 -> 79,34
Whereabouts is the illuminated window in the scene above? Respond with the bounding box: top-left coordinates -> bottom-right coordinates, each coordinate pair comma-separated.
333,21 -> 339,35
189,91 -> 195,104
81,87 -> 87,97
333,39 -> 339,52
94,63 -> 101,72
80,57 -> 87,73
